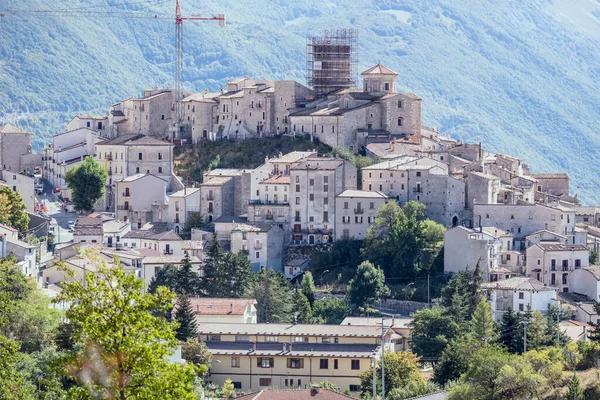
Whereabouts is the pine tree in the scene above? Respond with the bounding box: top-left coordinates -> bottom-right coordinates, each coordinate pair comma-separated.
469,298 -> 498,344
250,269 -> 293,323
526,310 -> 549,350
291,286 -> 312,323
177,252 -> 201,297
499,307 -> 524,353
301,271 -> 316,305
213,252 -> 252,298
174,296 -> 198,342
221,379 -> 236,399
566,375 -> 585,400
202,233 -> 223,297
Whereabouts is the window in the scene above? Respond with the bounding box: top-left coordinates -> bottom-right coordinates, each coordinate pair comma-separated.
384,82 -> 390,91
397,100 -> 403,108
233,382 -> 242,389
334,359 -> 339,369
416,171 -> 421,177
259,378 -> 272,387
294,337 -> 307,342
351,360 -> 360,370
235,335 -> 250,342
370,202 -> 375,209
324,176 -> 329,184
287,358 -> 304,369
309,179 -> 314,186
208,335 -> 221,341
397,117 -> 403,126
231,357 -> 240,368
138,153 -> 142,160
324,184 -> 328,192
322,337 -> 331,343
296,185 -> 300,192
266,336 -> 279,342
576,259 -> 581,268
296,197 -> 300,205
519,303 -> 524,312
518,292 -> 524,300
158,152 -> 162,160
255,251 -> 260,259
324,197 -> 328,205
310,194 -> 314,201
563,273 -> 568,285
315,359 -> 328,369
158,167 -> 163,173
350,385 -> 361,392
258,358 -> 274,368
323,211 -> 329,222
344,202 -> 349,209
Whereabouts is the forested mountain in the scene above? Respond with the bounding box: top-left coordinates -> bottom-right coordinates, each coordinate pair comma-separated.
1,0 -> 599,202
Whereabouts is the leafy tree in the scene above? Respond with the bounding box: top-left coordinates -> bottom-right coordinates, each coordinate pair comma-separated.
587,301 -> 600,343
148,264 -> 180,294
55,250 -> 198,399
347,261 -> 390,309
526,310 -> 549,351
312,297 -> 352,324
469,298 -> 498,344
221,378 -> 236,398
181,338 -> 212,370
358,351 -> 424,396
291,287 -> 312,323
249,269 -> 293,323
301,271 -> 316,305
433,335 -> 481,386
0,334 -> 35,399
566,375 -> 585,400
410,307 -> 459,364
499,307 -> 524,354
590,248 -> 598,265
387,381 -> 440,400
545,303 -> 571,347
181,211 -> 207,239
363,201 -> 444,279
311,239 -> 363,283
174,296 -> 199,342
64,156 -> 108,212
213,251 -> 252,298
440,264 -> 483,325
0,186 -> 29,234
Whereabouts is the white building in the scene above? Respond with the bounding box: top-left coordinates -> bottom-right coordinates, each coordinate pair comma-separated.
102,219 -> 131,248
568,265 -> 600,302
0,170 -> 35,213
335,190 -> 388,240
481,277 -> 559,321
230,223 -> 285,272
526,243 -> 589,292
168,188 -> 201,233
114,174 -> 168,227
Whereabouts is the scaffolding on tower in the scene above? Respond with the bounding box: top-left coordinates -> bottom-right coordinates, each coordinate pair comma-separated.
306,29 -> 358,97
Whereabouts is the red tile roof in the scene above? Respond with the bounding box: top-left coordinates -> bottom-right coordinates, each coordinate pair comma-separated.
361,63 -> 398,75
236,389 -> 355,400
187,297 -> 257,315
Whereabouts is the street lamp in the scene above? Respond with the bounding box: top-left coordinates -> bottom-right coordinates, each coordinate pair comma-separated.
404,282 -> 415,300
320,269 -> 330,287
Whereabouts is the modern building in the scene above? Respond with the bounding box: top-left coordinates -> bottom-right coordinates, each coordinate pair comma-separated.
186,297 -> 258,324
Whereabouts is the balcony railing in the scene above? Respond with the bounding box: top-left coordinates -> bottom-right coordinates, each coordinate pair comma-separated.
248,199 -> 289,206
265,214 -> 274,220
117,205 -> 129,211
254,243 -> 263,250
207,195 -> 214,201
294,216 -> 301,222
299,228 -> 333,235
163,250 -> 174,255
122,192 -> 130,197
413,188 -> 423,193
354,208 -> 364,214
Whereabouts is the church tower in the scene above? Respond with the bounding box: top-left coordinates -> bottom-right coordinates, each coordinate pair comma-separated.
361,64 -> 398,94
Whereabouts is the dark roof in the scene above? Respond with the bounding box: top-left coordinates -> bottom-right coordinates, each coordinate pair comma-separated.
97,134 -> 172,147
292,157 -> 344,171
75,216 -> 102,227
74,227 -> 103,236
213,215 -> 248,224
236,390 -> 356,400
205,341 -> 378,358
537,243 -> 588,252
148,230 -> 182,241
578,266 -> 600,281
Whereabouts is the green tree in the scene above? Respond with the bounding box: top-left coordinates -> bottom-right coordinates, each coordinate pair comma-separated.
545,303 -> 571,347
301,271 -> 316,305
202,233 -> 223,296
55,250 -> 198,399
566,375 -> 585,400
148,264 -> 180,294
181,338 -> 212,370
433,335 -> 481,386
174,296 -> 199,342
526,310 -> 549,350
387,381 -> 440,400
312,298 -> 352,324
0,186 -> 29,234
64,156 -> 108,212
588,301 -> 600,343
347,261 -> 390,309
181,212 -> 207,239
177,252 -> 202,297
590,248 -> 598,265
469,298 -> 498,344
410,307 -> 459,364
250,269 -> 293,323
221,378 -> 236,398
291,287 -> 312,323
363,201 -> 444,279
499,307 -> 524,353
440,264 -> 483,325
358,351 -> 424,396
213,251 -> 252,298
311,239 -> 363,283
0,334 -> 35,399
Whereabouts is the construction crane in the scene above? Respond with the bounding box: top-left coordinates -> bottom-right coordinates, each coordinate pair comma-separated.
1,0 -> 225,141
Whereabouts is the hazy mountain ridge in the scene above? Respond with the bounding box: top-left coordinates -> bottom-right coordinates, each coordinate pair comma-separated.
0,0 -> 599,202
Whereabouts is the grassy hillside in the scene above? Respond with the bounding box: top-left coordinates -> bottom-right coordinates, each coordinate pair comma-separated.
174,135 -> 331,183
1,0 -> 599,202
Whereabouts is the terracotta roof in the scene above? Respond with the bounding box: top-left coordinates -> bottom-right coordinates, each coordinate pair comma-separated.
361,63 -> 398,75
236,389 -> 356,400
260,175 -> 291,185
481,277 -> 556,292
186,297 -> 256,316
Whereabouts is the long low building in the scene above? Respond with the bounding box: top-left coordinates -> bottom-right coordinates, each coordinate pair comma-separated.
197,323 -> 399,393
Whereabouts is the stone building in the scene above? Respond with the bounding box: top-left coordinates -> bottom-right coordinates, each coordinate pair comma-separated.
200,176 -> 235,223
289,64 -> 422,153
114,174 -> 168,227
230,223 -> 285,271
247,175 -> 291,241
290,157 -> 357,244
0,170 -> 35,213
167,188 -> 201,233
204,169 -> 252,218
0,125 -> 32,173
335,190 -> 388,240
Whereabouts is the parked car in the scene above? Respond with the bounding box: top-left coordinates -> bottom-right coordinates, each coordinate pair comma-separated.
67,221 -> 75,231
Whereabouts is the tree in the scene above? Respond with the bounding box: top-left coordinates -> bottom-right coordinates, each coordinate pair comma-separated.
566,375 -> 585,400
64,156 -> 108,212
202,232 -> 223,296
0,186 -> 29,234
213,251 -> 252,298
181,211 -> 207,240
499,307 -> 524,354
545,303 -> 571,346
291,287 -> 312,323
311,239 -> 363,283
312,298 -> 352,324
55,250 -> 198,399
469,298 -> 498,344
181,338 -> 212,370
588,301 -> 600,343
363,201 -> 444,279
358,351 -> 424,396
590,248 -> 599,265
433,336 -> 481,386
174,296 -> 199,342
301,271 -> 316,305
387,381 -> 440,400
0,334 -> 35,399
347,261 -> 390,309
177,252 -> 202,297
410,307 -> 459,364
221,378 -> 236,398
526,310 -> 549,351
440,264 -> 483,325
249,269 -> 293,323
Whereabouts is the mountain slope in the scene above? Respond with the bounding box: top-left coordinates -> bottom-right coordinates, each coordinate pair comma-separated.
0,0 -> 599,203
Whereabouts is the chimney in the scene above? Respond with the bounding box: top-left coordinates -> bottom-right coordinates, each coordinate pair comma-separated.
230,303 -> 233,314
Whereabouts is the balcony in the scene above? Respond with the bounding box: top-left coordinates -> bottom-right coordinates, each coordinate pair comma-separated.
354,208 -> 364,214
248,199 -> 289,206
294,216 -> 301,222
300,228 -> 333,235
163,250 -> 174,255
122,192 -> 130,197
265,214 -> 274,220
254,243 -> 263,250
207,195 -> 214,201
117,205 -> 129,211
413,187 -> 423,193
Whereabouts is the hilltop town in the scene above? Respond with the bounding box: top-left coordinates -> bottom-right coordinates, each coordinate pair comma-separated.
1,58 -> 600,398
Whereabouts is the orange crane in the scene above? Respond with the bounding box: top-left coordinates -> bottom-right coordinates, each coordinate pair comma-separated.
1,0 -> 225,141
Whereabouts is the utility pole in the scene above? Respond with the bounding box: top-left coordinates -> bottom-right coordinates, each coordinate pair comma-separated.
381,318 -> 385,400
372,355 -> 377,400
427,273 -> 430,308
523,319 -> 529,353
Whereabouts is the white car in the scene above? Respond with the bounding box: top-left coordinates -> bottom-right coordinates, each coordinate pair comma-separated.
67,221 -> 75,231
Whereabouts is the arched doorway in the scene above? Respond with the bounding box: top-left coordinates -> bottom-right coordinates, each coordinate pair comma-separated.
452,215 -> 459,227
202,130 -> 208,139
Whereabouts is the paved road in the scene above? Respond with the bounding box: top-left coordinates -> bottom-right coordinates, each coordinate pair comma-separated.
38,179 -> 76,244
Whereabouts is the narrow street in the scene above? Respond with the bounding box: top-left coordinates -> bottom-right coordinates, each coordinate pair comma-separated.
38,179 -> 76,244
